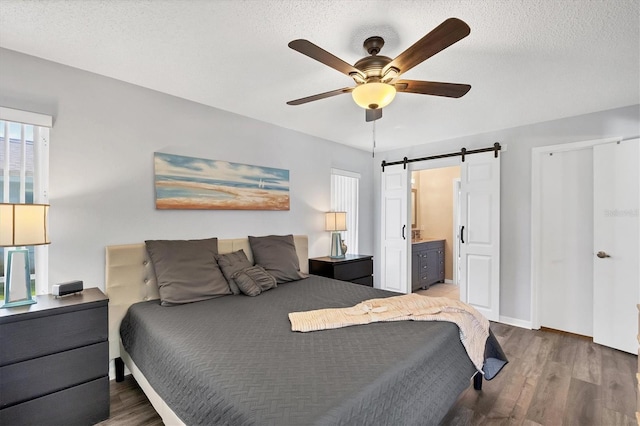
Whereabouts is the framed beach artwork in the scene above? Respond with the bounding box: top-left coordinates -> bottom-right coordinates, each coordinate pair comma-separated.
154,153 -> 290,210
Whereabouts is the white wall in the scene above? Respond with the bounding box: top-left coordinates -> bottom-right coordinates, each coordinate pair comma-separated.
374,104 -> 640,324
0,48 -> 374,292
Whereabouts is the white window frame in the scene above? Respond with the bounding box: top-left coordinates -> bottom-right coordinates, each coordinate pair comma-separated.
330,168 -> 360,254
1,107 -> 51,295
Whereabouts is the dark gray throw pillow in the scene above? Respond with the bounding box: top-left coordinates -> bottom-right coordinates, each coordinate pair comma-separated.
232,265 -> 277,297
215,249 -> 253,295
145,238 -> 231,306
248,234 -> 306,283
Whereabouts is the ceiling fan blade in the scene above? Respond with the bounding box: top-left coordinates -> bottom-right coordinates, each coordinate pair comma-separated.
287,87 -> 354,105
366,108 -> 383,122
289,39 -> 365,79
395,80 -> 471,98
383,18 -> 470,77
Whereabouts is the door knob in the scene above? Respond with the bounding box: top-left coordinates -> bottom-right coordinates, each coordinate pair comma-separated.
596,251 -> 611,258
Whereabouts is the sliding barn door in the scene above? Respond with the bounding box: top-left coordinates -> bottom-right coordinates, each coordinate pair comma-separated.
380,164 -> 409,293
459,152 -> 501,321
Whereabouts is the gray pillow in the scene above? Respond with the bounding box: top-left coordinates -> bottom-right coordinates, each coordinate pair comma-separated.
232,265 -> 277,297
145,238 -> 231,306
248,235 -> 306,283
215,249 -> 253,295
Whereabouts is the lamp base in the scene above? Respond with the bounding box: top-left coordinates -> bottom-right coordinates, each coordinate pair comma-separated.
1,248 -> 36,309
1,298 -> 37,309
329,232 -> 345,259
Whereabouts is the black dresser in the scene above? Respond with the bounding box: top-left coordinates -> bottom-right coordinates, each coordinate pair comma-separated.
0,288 -> 109,426
309,254 -> 374,286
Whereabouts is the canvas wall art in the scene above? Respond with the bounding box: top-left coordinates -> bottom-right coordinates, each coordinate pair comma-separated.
154,153 -> 290,210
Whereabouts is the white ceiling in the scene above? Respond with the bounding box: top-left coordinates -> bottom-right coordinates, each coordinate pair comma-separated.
0,0 -> 638,152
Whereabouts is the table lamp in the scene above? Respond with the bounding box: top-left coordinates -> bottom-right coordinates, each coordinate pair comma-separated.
325,211 -> 346,259
0,203 -> 50,308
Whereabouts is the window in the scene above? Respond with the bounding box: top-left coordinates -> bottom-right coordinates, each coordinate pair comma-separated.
330,168 -> 360,254
0,107 -> 51,296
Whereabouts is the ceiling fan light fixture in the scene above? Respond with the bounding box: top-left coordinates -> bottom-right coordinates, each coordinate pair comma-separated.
381,67 -> 400,83
349,71 -> 366,84
352,82 -> 396,110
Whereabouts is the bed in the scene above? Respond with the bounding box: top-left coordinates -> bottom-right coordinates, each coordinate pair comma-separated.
106,235 -> 506,426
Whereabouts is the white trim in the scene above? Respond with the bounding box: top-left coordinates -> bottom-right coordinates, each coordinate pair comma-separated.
330,168 -> 361,179
499,315 -> 532,330
530,136 -> 622,329
33,127 -> 50,295
452,178 -> 461,286
0,107 -> 53,128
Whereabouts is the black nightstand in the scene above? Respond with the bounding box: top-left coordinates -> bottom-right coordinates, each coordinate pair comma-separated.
0,287 -> 109,426
309,254 -> 374,286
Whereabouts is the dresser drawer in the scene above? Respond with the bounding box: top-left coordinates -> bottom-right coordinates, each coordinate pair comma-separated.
0,306 -> 107,366
333,259 -> 373,281
1,341 -> 108,408
0,376 -> 109,426
351,275 -> 374,287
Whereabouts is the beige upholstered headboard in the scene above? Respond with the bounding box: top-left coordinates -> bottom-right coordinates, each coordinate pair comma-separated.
105,235 -> 309,360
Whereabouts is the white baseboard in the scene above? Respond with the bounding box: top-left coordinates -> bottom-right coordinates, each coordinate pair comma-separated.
498,315 -> 532,329
444,279 -> 455,284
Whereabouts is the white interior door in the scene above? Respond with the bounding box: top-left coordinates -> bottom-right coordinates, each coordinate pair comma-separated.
459,152 -> 500,321
539,148 -> 594,336
593,139 -> 639,354
380,164 -> 409,293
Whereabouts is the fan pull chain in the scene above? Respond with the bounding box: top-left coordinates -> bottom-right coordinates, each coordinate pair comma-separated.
372,120 -> 376,158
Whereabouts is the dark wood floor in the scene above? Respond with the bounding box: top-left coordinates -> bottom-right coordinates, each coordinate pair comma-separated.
96,322 -> 637,426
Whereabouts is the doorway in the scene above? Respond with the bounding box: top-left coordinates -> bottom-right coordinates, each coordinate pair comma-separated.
380,151 -> 501,321
411,165 -> 461,287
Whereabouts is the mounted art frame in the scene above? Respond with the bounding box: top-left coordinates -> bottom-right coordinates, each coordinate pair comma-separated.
154,153 -> 290,210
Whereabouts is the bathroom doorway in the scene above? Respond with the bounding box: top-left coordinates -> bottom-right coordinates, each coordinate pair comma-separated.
411,165 -> 461,286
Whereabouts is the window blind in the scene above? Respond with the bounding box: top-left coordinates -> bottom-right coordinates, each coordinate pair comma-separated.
330,169 -> 360,254
0,107 -> 51,295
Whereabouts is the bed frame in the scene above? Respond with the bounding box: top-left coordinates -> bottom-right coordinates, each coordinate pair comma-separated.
105,235 -> 309,426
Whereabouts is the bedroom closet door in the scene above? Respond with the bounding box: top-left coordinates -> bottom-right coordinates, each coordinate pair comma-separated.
534,137 -> 639,354
538,148 -> 594,336
593,139 -> 639,354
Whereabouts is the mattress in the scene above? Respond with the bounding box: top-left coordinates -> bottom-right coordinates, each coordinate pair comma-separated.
120,275 -> 495,425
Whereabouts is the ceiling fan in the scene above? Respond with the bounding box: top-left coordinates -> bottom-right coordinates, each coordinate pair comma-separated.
287,18 -> 472,122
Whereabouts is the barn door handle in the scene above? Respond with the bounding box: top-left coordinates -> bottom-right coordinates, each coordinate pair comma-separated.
596,251 -> 610,258
461,226 -> 465,244
402,225 -> 406,240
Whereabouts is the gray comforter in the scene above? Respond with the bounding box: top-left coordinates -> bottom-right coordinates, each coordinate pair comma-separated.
120,275 -> 506,425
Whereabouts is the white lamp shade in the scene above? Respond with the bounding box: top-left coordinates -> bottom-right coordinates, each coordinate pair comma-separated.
351,82 -> 396,109
325,211 -> 347,231
0,203 -> 50,247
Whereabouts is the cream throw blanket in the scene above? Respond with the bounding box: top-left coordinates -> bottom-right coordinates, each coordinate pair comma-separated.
289,293 -> 490,372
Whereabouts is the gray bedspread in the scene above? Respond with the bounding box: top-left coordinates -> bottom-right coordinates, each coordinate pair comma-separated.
120,275 -> 506,425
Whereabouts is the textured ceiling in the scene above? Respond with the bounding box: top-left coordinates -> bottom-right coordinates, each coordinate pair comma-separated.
0,0 -> 638,152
